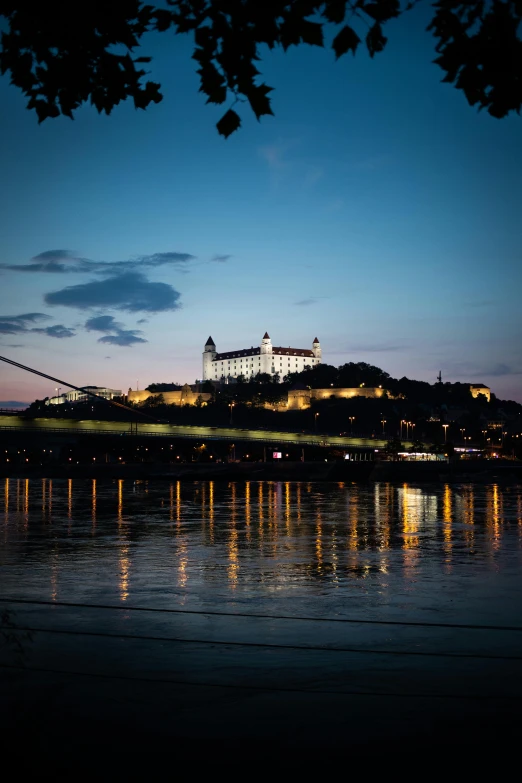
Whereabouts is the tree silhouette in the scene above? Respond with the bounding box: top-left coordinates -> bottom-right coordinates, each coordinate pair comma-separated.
1,1 -> 520,137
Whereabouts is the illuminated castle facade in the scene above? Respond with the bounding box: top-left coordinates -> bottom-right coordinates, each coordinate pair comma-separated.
203,332 -> 322,382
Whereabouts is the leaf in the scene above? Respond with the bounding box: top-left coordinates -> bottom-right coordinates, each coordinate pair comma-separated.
245,83 -> 273,119
153,9 -> 173,32
299,20 -> 324,47
216,108 -> 241,138
361,1 -> 401,23
332,25 -> 361,59
323,0 -> 347,24
198,61 -> 227,104
365,22 -> 387,57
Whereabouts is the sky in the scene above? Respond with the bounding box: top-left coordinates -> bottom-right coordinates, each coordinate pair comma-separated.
0,4 -> 521,406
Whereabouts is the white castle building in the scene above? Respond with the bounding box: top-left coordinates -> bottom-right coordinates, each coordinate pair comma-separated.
203,332 -> 322,382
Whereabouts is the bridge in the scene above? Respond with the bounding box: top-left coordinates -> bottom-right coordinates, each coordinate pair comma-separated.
0,416 -> 407,450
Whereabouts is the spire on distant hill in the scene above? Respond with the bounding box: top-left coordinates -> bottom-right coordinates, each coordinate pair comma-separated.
263,331 -> 270,340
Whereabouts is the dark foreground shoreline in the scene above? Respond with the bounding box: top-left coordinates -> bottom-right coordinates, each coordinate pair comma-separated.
1,459 -> 521,483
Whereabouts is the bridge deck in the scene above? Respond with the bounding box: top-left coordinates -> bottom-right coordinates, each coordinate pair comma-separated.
0,416 -> 405,449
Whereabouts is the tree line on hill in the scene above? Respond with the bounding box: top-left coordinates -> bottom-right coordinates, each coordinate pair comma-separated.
21,361 -> 522,455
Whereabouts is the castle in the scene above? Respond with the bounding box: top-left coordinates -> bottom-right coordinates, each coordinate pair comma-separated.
203,333 -> 322,382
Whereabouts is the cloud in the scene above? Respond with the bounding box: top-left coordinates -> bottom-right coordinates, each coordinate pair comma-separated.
463,300 -> 495,308
84,314 -> 147,347
1,249 -> 195,275
31,324 -> 76,339
0,313 -> 51,334
479,363 -> 522,377
45,272 -> 181,313
136,252 -> 194,268
294,298 -> 319,306
347,343 -> 408,353
259,142 -> 288,170
0,250 -> 90,274
98,330 -> 147,347
85,315 -> 121,333
212,254 -> 232,263
259,140 -> 324,186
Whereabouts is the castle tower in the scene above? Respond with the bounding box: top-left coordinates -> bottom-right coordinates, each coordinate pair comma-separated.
202,336 -> 216,380
260,331 -> 273,374
312,337 -> 321,361
260,331 -> 272,354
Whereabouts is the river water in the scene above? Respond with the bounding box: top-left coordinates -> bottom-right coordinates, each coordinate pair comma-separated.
1,478 -> 522,761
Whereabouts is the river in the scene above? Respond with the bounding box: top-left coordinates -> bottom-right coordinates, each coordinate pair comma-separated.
1,478 -> 522,766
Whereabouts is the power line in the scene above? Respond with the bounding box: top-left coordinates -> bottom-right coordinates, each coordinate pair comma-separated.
11,624 -> 522,662
1,662 -> 520,701
2,597 -> 522,632
0,354 -> 161,423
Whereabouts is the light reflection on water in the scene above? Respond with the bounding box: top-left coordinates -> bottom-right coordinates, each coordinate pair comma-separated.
1,479 -> 522,626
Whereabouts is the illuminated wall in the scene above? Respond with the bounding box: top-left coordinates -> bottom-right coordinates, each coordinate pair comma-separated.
287,386 -> 391,410
470,385 -> 491,402
127,383 -> 212,407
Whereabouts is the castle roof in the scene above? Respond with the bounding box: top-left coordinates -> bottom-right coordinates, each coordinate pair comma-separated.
213,346 -> 314,360
273,346 -> 314,357
263,332 -> 270,339
205,336 -> 215,346
313,337 -> 320,344
216,347 -> 261,360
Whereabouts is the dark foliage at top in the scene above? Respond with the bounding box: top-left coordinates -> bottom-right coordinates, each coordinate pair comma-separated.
1,1 -> 520,137
145,382 -> 182,392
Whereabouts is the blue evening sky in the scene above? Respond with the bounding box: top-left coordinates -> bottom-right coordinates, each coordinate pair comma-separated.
0,5 -> 521,404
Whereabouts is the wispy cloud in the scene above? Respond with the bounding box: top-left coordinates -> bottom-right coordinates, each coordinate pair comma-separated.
258,140 -> 324,186
1,249 -> 195,275
212,254 -> 232,263
480,362 -> 522,377
45,272 -> 181,313
0,313 -> 74,339
294,298 -> 320,306
0,313 -> 51,333
98,330 -> 147,347
31,324 -> 76,339
258,142 -> 289,171
463,300 -> 495,308
85,314 -> 147,347
347,343 -> 409,353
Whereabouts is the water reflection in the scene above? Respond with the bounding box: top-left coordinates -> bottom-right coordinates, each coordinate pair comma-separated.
1,480 -> 522,605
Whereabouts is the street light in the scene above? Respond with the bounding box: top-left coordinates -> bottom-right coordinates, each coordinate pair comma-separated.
460,428 -> 465,442
442,424 -> 449,442
229,402 -> 235,425
381,419 -> 387,436
349,416 -> 355,435
411,423 -> 416,441
314,412 -> 320,433
400,419 -> 406,439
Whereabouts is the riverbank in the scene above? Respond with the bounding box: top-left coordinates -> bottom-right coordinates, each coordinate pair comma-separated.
1,459 -> 521,482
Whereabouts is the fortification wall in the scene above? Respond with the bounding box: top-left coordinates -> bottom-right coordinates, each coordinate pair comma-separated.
288,387 -> 390,410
